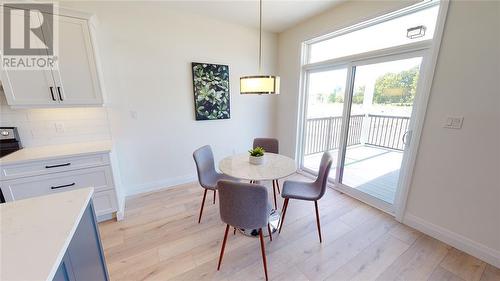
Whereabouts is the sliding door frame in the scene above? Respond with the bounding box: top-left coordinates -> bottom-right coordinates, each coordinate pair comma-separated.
296,0 -> 450,220
339,50 -> 429,214
298,63 -> 350,177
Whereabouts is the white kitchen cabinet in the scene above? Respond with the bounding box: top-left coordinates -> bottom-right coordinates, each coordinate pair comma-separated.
49,15 -> 103,105
0,7 -> 104,107
0,142 -> 120,221
1,166 -> 115,201
0,9 -> 57,106
93,189 -> 119,217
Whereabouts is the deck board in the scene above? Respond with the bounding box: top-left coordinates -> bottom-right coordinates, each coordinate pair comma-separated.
304,145 -> 402,203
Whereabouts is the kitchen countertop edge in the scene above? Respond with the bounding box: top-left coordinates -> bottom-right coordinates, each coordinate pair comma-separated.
0,141 -> 112,166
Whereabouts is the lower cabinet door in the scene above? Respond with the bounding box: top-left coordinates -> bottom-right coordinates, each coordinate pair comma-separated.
93,189 -> 118,217
53,252 -> 76,281
2,166 -> 114,201
1,166 -> 118,217
55,201 -> 109,281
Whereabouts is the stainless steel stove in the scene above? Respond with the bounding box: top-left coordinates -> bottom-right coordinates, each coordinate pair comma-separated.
0,127 -> 22,158
0,127 -> 22,203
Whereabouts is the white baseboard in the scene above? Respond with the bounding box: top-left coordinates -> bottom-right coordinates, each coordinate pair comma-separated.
404,213 -> 500,268
124,174 -> 198,198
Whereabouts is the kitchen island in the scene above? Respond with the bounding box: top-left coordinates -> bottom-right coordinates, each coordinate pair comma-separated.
1,188 -> 109,281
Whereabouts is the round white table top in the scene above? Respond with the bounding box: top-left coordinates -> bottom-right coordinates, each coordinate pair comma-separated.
219,153 -> 297,181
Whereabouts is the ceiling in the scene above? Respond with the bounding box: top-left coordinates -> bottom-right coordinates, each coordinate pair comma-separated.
163,0 -> 344,33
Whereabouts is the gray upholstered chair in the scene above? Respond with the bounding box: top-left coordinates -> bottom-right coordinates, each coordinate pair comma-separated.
216,180 -> 272,281
279,152 -> 333,243
253,138 -> 281,209
193,145 -> 236,223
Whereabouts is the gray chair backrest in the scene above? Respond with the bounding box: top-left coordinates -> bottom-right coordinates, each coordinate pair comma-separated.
314,152 -> 334,199
217,180 -> 269,229
193,145 -> 218,188
253,138 -> 279,154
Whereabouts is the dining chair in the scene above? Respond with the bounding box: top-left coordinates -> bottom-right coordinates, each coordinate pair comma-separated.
193,145 -> 237,223
279,152 -> 333,243
216,180 -> 272,281
253,138 -> 281,209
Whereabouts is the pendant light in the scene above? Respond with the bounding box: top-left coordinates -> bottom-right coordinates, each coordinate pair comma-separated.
240,0 -> 280,95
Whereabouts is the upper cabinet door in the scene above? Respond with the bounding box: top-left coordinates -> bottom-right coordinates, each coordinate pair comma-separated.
49,16 -> 103,105
0,9 -> 58,106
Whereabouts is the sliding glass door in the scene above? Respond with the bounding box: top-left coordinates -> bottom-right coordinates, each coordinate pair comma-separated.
339,56 -> 423,205
297,0 -> 446,215
302,67 -> 348,179
300,53 -> 425,210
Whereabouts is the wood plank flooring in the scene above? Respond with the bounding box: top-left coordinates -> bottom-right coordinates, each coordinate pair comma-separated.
98,174 -> 499,281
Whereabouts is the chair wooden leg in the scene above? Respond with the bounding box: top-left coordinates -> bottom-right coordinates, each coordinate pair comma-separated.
279,198 -> 289,234
272,180 -> 278,210
314,201 -> 322,243
198,189 -> 208,223
258,229 -> 269,281
275,180 -> 280,194
267,223 -> 272,241
213,190 -> 216,204
217,224 -> 230,270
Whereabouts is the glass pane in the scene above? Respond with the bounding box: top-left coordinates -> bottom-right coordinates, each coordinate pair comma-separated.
303,69 -> 347,178
309,5 -> 439,63
341,57 -> 422,204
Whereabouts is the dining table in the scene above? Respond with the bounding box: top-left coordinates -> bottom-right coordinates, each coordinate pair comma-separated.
219,152 -> 297,236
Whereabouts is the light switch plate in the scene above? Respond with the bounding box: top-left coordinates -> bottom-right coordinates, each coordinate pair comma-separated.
54,122 -> 65,133
444,116 -> 463,129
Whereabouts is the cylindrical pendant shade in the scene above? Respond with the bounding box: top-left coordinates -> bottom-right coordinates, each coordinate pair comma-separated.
240,75 -> 280,95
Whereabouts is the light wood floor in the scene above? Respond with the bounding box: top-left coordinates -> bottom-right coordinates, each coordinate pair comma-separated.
98,174 -> 499,281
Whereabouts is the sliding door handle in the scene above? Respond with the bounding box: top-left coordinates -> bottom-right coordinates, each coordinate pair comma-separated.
49,87 -> 56,101
57,86 -> 63,101
402,131 -> 412,145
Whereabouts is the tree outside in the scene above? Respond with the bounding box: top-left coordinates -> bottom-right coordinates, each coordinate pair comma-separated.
373,66 -> 419,105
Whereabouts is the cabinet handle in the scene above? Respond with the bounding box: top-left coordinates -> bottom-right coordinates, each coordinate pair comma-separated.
51,183 -> 76,190
57,86 -> 63,101
45,163 -> 71,169
49,87 -> 56,101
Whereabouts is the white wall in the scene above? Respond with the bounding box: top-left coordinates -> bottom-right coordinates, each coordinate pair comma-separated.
404,1 -> 500,266
57,2 -> 278,196
277,0 -> 499,267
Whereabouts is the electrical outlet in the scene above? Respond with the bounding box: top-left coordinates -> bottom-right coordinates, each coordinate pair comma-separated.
130,110 -> 138,120
443,116 -> 463,129
54,122 -> 65,133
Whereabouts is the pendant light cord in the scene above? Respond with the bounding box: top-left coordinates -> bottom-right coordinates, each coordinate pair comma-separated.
258,0 -> 262,73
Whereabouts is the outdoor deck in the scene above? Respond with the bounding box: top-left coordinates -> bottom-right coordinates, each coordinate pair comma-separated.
304,145 -> 403,204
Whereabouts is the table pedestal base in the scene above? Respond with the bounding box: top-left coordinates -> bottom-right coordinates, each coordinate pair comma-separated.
238,209 -> 281,237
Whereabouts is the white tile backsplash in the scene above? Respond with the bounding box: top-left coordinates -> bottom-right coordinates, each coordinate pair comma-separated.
0,89 -> 111,147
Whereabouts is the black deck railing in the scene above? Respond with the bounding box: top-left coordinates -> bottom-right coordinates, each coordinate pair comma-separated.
304,114 -> 410,155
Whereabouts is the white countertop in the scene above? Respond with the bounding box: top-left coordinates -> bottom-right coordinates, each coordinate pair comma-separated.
0,188 -> 94,281
0,140 -> 112,165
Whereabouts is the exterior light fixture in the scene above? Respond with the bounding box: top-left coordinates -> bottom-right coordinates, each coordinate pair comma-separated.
407,25 -> 427,39
240,0 -> 280,95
